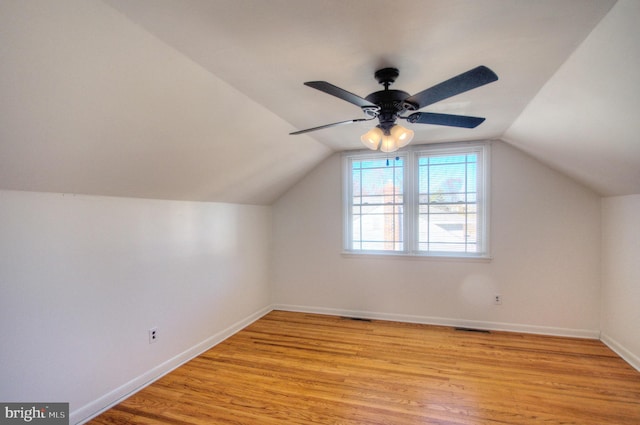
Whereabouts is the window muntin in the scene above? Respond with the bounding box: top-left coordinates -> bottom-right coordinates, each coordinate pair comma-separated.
344,143 -> 488,258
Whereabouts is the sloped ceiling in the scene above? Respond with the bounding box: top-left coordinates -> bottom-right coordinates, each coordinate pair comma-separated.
503,0 -> 640,196
1,0 -> 636,205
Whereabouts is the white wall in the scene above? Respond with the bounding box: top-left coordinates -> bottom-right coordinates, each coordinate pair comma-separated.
0,191 -> 272,423
272,141 -> 601,336
600,195 -> 640,369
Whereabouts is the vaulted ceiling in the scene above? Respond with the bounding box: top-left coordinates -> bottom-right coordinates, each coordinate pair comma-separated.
1,0 -> 638,204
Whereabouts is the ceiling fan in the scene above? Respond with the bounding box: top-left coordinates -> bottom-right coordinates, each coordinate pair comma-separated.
290,65 -> 498,152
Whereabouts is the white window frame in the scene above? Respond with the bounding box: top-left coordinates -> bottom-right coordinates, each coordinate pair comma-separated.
343,141 -> 490,259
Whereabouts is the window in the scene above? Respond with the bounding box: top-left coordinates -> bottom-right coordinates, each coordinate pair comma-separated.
344,142 -> 489,258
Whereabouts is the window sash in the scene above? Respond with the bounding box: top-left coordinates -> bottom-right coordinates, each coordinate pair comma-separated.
416,150 -> 482,255
344,143 -> 489,258
349,155 -> 406,252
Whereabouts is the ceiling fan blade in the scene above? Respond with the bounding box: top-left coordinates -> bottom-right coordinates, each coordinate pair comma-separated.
404,66 -> 498,110
406,112 -> 486,128
290,118 -> 371,135
304,81 -> 378,109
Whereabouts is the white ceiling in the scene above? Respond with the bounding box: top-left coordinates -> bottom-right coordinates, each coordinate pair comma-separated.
1,0 -> 637,204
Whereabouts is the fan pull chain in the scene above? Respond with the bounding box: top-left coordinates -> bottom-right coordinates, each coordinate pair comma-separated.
386,156 -> 401,167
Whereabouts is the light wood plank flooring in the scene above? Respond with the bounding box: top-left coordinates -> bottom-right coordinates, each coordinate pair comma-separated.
90,310 -> 640,424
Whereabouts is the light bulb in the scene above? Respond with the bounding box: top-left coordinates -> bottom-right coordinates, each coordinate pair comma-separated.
360,127 -> 383,150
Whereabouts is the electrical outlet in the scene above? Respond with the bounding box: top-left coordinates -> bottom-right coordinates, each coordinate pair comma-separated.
494,295 -> 502,305
149,327 -> 158,344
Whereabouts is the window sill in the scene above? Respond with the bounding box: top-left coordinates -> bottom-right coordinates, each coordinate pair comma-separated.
341,251 -> 493,262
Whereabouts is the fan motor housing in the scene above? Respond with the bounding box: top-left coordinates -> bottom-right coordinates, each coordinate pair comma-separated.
365,89 -> 410,107
365,89 -> 411,130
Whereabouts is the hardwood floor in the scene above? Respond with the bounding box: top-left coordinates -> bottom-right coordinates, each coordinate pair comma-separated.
90,310 -> 640,424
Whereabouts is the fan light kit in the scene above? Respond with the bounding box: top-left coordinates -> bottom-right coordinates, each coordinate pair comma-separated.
291,66 -> 498,153
360,124 -> 414,153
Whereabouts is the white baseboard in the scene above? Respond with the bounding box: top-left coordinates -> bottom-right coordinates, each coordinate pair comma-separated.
600,332 -> 640,372
72,305 -> 273,425
273,304 -> 601,339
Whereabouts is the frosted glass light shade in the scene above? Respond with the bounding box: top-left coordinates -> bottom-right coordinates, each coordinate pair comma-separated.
379,134 -> 399,153
361,124 -> 414,152
391,124 -> 414,148
360,127 -> 383,150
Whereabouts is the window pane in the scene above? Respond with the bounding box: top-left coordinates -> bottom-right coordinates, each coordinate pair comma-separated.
417,150 -> 480,254
429,164 -> 466,195
349,157 -> 404,251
